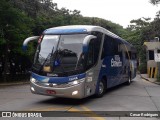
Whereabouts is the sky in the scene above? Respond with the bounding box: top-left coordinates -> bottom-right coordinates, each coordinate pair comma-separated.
53,0 -> 159,28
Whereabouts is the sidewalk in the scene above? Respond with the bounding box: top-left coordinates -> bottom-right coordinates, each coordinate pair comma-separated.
140,74 -> 160,85
0,81 -> 29,86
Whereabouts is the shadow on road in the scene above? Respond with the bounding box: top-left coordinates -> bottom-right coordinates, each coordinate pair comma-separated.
36,97 -> 93,106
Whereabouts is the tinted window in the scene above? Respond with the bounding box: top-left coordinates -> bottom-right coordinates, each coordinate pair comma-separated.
101,35 -> 121,59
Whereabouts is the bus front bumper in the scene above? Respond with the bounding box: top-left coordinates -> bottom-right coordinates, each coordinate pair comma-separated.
30,79 -> 85,99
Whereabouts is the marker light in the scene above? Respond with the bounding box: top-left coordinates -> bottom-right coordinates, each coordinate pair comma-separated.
72,90 -> 78,95
86,77 -> 92,82
38,35 -> 43,43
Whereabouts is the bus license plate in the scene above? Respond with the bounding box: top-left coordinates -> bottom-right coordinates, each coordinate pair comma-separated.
46,90 -> 56,94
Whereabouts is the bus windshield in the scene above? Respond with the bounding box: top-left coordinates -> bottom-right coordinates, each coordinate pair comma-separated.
32,34 -> 88,76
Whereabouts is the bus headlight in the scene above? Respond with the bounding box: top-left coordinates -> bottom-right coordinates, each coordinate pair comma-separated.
68,78 -> 85,86
30,77 -> 37,83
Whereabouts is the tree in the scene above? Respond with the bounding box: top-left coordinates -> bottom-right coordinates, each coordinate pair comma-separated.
0,0 -> 33,82
150,0 -> 160,5
125,18 -> 153,73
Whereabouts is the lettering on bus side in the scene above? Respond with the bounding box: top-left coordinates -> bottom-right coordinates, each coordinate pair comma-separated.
69,77 -> 78,81
111,55 -> 122,67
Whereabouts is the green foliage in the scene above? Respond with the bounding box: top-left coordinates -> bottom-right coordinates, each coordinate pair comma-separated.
0,0 -> 35,82
138,63 -> 147,74
124,3 -> 160,75
124,17 -> 153,66
150,0 -> 160,5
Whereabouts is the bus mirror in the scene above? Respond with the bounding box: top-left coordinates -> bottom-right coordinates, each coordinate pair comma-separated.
22,36 -> 39,51
83,35 -> 97,53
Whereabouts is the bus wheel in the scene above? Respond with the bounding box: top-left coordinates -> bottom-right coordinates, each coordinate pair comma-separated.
95,79 -> 106,98
126,75 -> 131,85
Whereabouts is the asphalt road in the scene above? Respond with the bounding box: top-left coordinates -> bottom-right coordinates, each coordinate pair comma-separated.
0,75 -> 160,120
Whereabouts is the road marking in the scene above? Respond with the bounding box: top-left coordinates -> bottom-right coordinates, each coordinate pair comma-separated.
80,106 -> 105,120
68,106 -> 105,120
68,107 -> 80,111
28,105 -> 106,120
29,106 -> 70,111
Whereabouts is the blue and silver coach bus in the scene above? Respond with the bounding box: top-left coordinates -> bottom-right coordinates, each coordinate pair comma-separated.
23,25 -> 137,99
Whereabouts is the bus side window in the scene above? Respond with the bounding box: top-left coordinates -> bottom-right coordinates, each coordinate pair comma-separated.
103,35 -> 114,57
101,35 -> 121,59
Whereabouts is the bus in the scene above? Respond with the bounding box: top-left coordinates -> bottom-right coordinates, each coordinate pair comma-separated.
23,25 -> 137,99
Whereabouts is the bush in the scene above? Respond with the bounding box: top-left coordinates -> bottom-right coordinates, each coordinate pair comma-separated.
157,75 -> 160,82
138,63 -> 147,74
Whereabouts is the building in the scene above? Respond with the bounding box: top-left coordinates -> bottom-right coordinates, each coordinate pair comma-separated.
144,38 -> 160,78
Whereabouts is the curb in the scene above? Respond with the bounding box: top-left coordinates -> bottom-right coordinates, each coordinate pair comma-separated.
140,74 -> 160,85
0,81 -> 29,86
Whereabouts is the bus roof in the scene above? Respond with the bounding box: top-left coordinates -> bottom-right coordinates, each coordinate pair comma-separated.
43,25 -> 132,46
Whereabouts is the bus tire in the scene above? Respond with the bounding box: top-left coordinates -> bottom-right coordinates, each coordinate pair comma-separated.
126,75 -> 131,85
95,79 -> 106,98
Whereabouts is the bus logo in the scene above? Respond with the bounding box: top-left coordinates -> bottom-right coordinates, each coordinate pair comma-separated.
111,55 -> 122,67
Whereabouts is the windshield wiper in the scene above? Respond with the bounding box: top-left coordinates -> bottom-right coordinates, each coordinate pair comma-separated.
38,53 -> 51,73
38,47 -> 55,73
